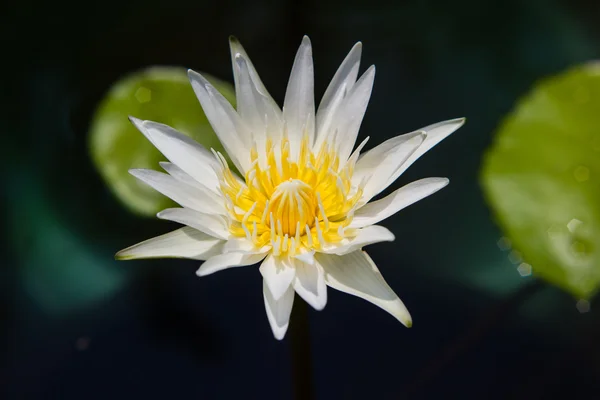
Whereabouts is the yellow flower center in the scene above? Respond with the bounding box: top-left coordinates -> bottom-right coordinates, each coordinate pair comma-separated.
216,136 -> 363,256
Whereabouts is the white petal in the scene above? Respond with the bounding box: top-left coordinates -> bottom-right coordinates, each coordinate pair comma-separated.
231,43 -> 282,146
129,169 -> 224,215
315,42 -> 362,150
222,237 -> 269,254
283,36 -> 315,159
357,131 -> 426,204
319,225 -> 395,255
333,65 -> 375,163
259,254 -> 296,301
354,118 -> 464,195
187,70 -> 251,173
382,118 -> 465,188
294,249 -> 315,265
160,161 -> 228,209
157,208 -> 230,240
160,161 -> 226,195
159,161 -> 204,188
351,178 -> 449,228
263,280 -> 295,340
317,251 -> 412,327
196,251 -> 267,277
115,227 -> 223,261
229,36 -> 270,100
129,118 -> 221,191
353,130 -> 423,187
293,260 -> 327,310
343,136 -> 370,173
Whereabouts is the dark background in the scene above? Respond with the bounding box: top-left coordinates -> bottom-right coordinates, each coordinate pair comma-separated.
3,0 -> 600,398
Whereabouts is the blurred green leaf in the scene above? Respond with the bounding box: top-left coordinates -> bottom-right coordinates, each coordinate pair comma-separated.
9,172 -> 129,315
89,66 -> 235,216
481,63 -> 600,299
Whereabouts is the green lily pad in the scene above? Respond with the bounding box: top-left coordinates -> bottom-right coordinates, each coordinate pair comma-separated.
481,62 -> 600,299
89,66 -> 235,216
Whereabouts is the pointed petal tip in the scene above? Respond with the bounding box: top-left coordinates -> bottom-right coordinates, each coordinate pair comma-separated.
114,247 -> 138,261
404,318 -> 413,328
187,69 -> 207,85
229,35 -> 239,44
411,130 -> 427,145
195,261 -> 213,278
448,117 -> 466,128
434,177 -> 450,188
442,117 -> 466,128
128,168 -> 143,177
196,262 -> 218,277
273,330 -> 287,341
312,298 -> 327,311
128,116 -> 145,130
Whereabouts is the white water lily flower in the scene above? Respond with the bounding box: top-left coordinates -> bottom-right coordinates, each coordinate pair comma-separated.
116,36 -> 464,340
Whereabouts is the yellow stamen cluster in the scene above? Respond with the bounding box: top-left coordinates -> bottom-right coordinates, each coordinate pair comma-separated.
215,136 -> 363,256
